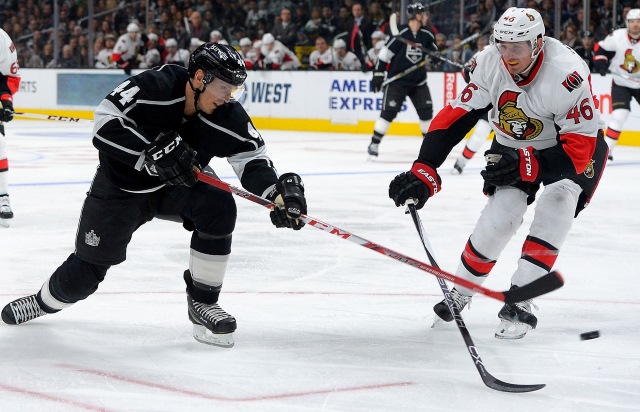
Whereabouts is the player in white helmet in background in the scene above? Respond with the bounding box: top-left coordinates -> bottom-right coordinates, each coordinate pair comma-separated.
332,39 -> 362,71
260,33 -> 300,70
593,8 -> 640,161
164,37 -> 190,67
0,28 -> 20,227
388,7 -> 608,339
138,33 -> 161,69
112,22 -> 144,75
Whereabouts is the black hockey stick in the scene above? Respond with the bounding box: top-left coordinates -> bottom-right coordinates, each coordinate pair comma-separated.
195,171 -> 563,303
405,201 -> 545,392
381,60 -> 426,87
389,13 -> 464,69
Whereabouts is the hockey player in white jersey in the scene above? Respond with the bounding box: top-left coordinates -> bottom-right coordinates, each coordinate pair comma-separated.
593,8 -> 640,161
309,36 -> 335,70
389,8 -> 608,339
112,22 -> 144,74
260,33 -> 301,70
0,28 -> 20,227
332,39 -> 362,71
163,38 -> 190,67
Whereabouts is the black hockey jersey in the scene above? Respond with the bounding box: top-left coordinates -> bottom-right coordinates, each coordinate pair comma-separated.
92,64 -> 277,195
377,24 -> 437,86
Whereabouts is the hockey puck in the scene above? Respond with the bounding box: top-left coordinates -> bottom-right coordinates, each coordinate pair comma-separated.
580,330 -> 600,340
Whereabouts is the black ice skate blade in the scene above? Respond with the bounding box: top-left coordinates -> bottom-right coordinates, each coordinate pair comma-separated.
502,271 -> 564,304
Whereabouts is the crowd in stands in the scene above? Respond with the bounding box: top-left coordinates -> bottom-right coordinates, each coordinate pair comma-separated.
0,0 -> 632,73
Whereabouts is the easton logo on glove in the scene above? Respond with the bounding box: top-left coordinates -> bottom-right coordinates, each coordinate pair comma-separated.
519,147 -> 539,183
410,162 -> 442,196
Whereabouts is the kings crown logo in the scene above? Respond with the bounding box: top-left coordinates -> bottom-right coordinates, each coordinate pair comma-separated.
85,230 -> 100,247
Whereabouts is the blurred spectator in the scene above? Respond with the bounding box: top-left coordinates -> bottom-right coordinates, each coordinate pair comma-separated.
20,46 -> 44,68
332,38 -> 361,71
42,42 -> 56,68
368,2 -> 386,31
164,37 -> 189,67
429,32 -> 448,71
57,44 -> 79,68
267,0 -> 293,21
320,5 -> 339,42
272,7 -> 297,51
308,36 -> 334,70
95,34 -> 117,68
573,30 -> 595,70
261,32 -> 300,70
443,35 -> 473,72
246,1 -> 267,35
345,2 -> 375,67
187,11 -> 209,42
562,24 -> 580,48
294,4 -> 309,26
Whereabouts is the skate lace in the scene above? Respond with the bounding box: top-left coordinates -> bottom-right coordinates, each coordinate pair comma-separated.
451,289 -> 472,310
0,196 -> 10,210
11,296 -> 44,323
193,302 -> 231,323
513,299 -> 538,313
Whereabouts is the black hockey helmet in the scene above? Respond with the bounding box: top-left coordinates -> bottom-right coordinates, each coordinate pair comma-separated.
188,42 -> 247,87
407,3 -> 427,20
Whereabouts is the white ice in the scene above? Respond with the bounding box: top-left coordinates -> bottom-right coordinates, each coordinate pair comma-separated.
1,120 -> 639,412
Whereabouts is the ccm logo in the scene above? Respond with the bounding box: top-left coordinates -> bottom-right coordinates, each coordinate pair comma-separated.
152,135 -> 181,160
416,168 -> 439,193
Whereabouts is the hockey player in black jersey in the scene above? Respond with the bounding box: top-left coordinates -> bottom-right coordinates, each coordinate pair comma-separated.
367,3 -> 437,157
1,43 -> 308,348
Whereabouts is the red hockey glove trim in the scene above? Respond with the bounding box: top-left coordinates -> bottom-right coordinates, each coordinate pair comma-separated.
518,146 -> 539,183
410,162 -> 441,197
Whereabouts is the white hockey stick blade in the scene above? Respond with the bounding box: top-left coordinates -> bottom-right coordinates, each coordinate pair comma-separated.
192,324 -> 235,348
495,320 -> 531,340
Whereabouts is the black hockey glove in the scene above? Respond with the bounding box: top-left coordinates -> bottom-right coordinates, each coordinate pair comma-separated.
0,98 -> 14,122
389,161 -> 442,210
268,173 -> 307,230
371,71 -> 385,93
481,146 -> 540,187
143,131 -> 200,187
592,55 -> 608,76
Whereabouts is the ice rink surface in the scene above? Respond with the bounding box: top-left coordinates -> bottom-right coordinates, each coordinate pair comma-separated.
1,120 -> 639,411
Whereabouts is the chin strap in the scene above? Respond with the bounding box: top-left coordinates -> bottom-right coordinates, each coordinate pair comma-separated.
188,78 -> 206,113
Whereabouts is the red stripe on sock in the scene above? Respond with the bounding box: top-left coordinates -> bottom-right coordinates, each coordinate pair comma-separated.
462,241 -> 496,276
0,158 -> 8,171
462,147 -> 476,159
521,238 -> 558,270
606,128 -> 621,140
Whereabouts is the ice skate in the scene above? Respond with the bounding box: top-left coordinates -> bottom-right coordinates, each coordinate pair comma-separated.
2,294 -> 54,325
0,195 -> 13,228
450,158 -> 467,175
431,288 -> 472,327
495,286 -> 538,339
187,297 -> 236,348
367,142 -> 379,159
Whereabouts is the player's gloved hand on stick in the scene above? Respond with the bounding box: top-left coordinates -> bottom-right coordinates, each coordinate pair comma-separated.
371,71 -> 385,93
0,98 -> 14,122
144,131 -> 200,187
592,56 -> 608,76
389,161 -> 442,210
481,146 -> 540,187
268,173 -> 307,230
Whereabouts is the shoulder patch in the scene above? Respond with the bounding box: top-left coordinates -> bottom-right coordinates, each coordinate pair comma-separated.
561,71 -> 583,92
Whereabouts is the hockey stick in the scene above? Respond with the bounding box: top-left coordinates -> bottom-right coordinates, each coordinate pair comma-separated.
195,171 -> 563,303
405,200 -> 545,392
389,13 -> 464,69
14,112 -> 94,124
381,60 -> 426,87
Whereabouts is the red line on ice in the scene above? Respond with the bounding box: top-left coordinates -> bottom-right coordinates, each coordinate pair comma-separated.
0,382 -> 114,411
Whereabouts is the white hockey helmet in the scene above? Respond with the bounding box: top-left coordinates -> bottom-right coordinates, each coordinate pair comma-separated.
165,38 -> 178,48
492,7 -> 544,48
127,22 -> 140,33
262,33 -> 275,45
239,37 -> 252,47
627,9 -> 640,27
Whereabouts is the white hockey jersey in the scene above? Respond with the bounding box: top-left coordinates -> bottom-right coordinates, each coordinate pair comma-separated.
457,37 -> 601,152
333,50 -> 362,71
112,33 -> 143,63
261,40 -> 301,70
309,49 -> 334,68
95,48 -> 116,68
0,28 -> 20,102
164,48 -> 190,67
597,28 -> 640,89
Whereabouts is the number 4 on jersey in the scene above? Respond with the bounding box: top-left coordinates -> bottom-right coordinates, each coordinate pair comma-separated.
110,80 -> 141,106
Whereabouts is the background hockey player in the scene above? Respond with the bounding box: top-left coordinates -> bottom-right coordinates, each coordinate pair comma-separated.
260,33 -> 301,71
0,28 -> 19,228
388,8 -> 608,339
332,39 -> 362,71
1,43 -> 308,349
112,22 -> 144,75
593,8 -> 640,161
367,3 -> 437,157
